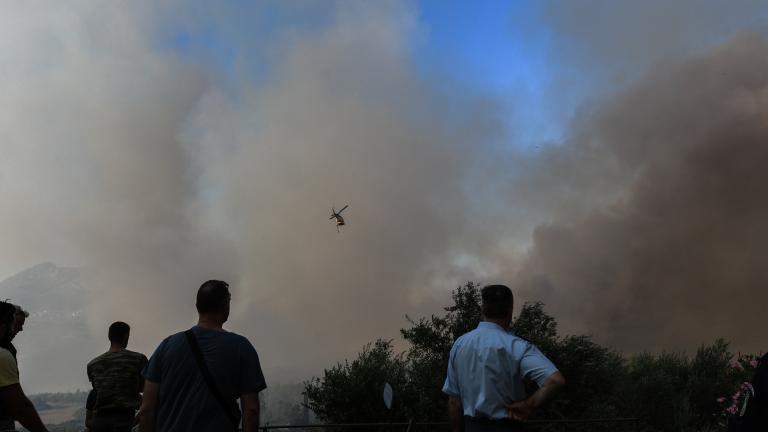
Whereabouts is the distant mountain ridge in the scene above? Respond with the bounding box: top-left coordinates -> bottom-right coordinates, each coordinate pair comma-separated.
0,262 -> 100,393
1,262 -> 88,323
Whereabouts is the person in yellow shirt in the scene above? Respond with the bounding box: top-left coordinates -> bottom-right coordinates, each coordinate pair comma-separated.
0,301 -> 47,432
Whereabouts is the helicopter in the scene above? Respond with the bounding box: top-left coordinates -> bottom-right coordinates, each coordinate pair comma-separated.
329,205 -> 349,232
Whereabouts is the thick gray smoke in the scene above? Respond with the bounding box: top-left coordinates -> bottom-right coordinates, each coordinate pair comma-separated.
184,3 -> 502,377
0,2 -> 240,391
1,1 -> 766,393
514,36 -> 768,353
0,2 -> 500,391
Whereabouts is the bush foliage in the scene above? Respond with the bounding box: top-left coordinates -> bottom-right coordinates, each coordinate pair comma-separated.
305,282 -> 759,431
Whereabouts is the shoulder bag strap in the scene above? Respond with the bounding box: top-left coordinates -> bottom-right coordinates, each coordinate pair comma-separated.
184,330 -> 240,428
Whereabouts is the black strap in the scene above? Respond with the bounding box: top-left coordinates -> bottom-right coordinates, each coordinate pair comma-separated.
184,330 -> 240,428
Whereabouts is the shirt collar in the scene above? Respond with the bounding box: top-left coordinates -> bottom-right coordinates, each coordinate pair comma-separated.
477,321 -> 508,332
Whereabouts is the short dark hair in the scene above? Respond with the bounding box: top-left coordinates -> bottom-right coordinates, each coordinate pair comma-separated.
0,302 -> 16,327
14,305 -> 29,318
481,285 -> 513,319
196,280 -> 231,314
108,321 -> 130,343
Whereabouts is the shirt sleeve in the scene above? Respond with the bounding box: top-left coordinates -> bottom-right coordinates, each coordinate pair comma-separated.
0,350 -> 19,388
143,339 -> 167,383
140,354 -> 149,373
86,389 -> 97,410
441,343 -> 461,397
239,339 -> 267,395
519,342 -> 559,387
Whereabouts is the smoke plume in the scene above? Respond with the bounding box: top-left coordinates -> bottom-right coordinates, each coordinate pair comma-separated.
0,2 -> 501,390
1,1 -> 766,393
514,36 -> 768,353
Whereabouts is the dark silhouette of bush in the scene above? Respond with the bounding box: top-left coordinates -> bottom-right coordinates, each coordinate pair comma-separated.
306,282 -> 756,432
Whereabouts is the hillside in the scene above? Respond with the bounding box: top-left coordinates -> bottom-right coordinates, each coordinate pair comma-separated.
1,262 -> 102,393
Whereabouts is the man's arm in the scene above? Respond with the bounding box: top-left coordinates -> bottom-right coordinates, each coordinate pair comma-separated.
447,395 -> 463,432
507,371 -> 566,421
85,408 -> 94,431
137,357 -> 148,393
241,392 -> 260,432
0,383 -> 48,432
137,379 -> 159,432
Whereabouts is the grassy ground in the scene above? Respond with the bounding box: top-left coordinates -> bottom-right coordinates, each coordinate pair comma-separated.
37,402 -> 81,425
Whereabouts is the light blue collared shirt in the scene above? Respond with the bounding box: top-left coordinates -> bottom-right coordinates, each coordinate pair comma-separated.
442,322 -> 559,419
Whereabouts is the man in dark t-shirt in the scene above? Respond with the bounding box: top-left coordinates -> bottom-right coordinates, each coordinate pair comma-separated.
138,280 -> 266,432
87,321 -> 148,432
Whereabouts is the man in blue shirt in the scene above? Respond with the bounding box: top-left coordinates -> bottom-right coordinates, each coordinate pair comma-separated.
443,285 -> 565,432
138,280 -> 266,432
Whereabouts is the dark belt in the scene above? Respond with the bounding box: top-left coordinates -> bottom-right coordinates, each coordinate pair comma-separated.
464,416 -> 524,432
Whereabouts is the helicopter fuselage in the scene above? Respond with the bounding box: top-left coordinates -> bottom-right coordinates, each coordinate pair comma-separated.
330,205 -> 348,230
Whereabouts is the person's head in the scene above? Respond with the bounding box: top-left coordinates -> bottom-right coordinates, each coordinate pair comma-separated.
481,284 -> 514,325
11,306 -> 28,339
0,302 -> 17,345
108,321 -> 130,348
196,280 -> 231,323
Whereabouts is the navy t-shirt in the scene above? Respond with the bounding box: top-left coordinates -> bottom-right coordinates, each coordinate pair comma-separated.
143,326 -> 267,432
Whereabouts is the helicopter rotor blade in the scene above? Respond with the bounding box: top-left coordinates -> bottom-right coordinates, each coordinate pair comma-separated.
338,205 -> 349,214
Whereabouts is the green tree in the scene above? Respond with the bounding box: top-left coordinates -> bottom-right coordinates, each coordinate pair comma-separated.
306,282 -> 752,432
305,282 -> 483,424
399,281 -> 482,420
511,301 -> 558,349
687,340 -> 735,428
304,340 -> 408,425
622,351 -> 692,431
511,303 -> 626,430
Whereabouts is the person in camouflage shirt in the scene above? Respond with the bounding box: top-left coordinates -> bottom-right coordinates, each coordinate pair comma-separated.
87,321 -> 147,432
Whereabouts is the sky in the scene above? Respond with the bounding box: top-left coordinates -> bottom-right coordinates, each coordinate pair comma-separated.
157,0 -> 579,144
1,0 -> 768,393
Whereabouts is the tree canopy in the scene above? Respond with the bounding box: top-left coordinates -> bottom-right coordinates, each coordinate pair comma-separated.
305,282 -> 759,432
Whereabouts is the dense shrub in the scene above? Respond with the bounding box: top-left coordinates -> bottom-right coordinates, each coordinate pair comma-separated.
306,282 -> 760,432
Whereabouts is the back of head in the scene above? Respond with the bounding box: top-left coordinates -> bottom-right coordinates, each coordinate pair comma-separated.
14,306 -> 29,319
196,280 -> 231,315
481,284 -> 513,319
108,321 -> 130,345
0,302 -> 17,343
0,302 -> 15,328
